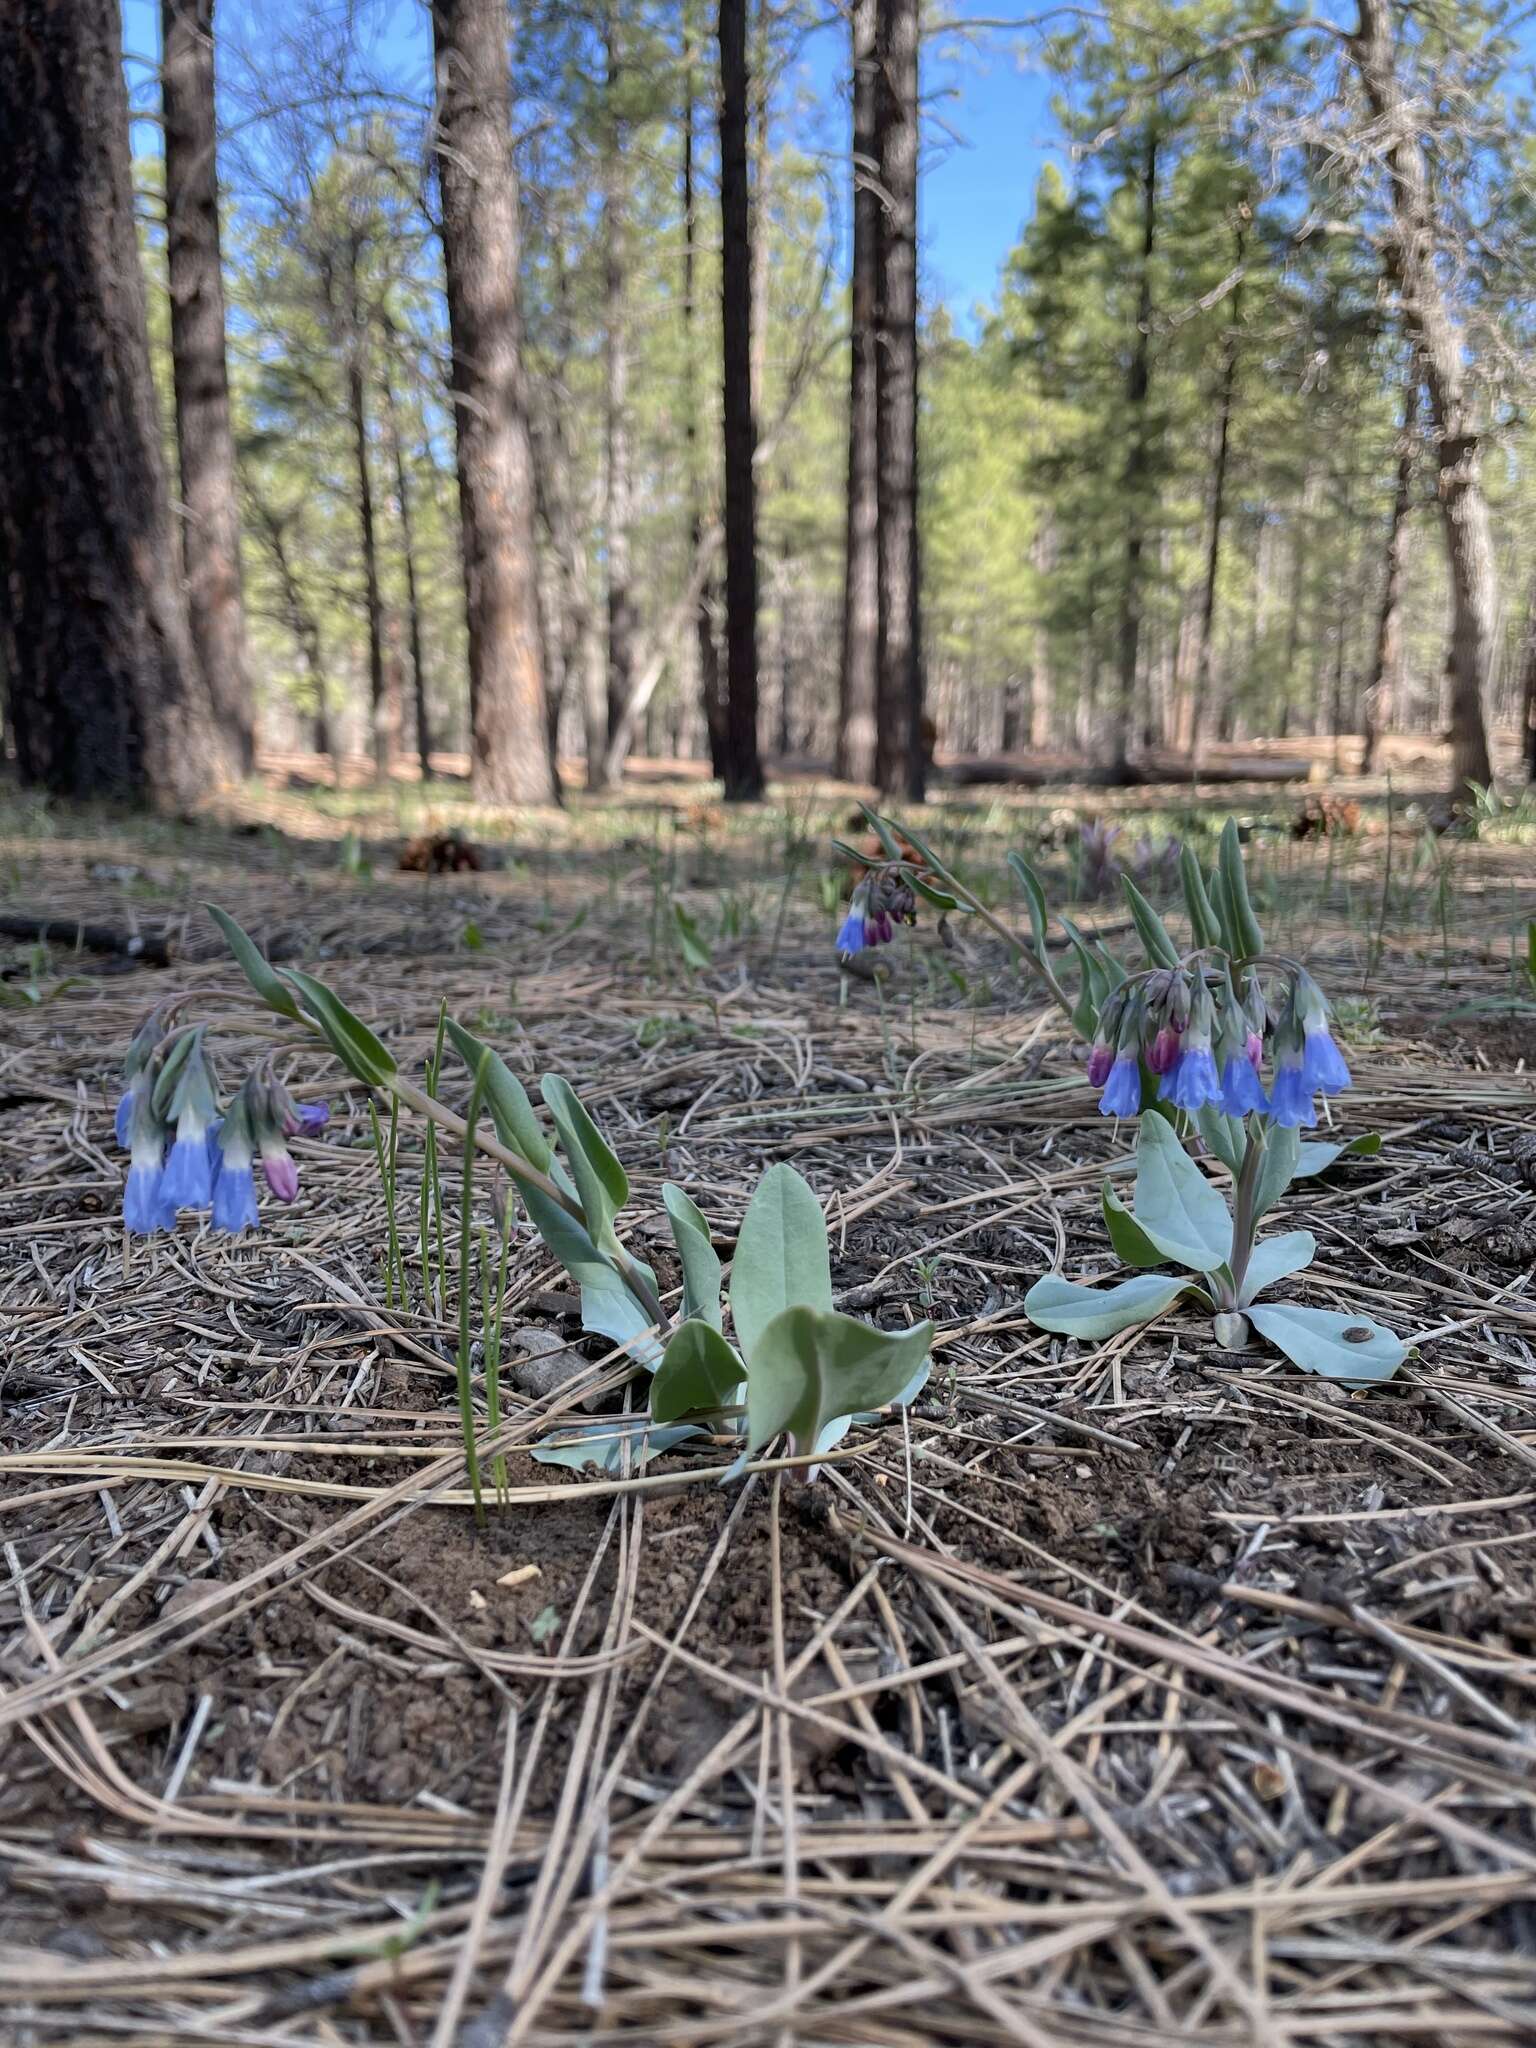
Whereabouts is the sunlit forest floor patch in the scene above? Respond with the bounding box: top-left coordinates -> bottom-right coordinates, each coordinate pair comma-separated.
4,767 -> 1536,2044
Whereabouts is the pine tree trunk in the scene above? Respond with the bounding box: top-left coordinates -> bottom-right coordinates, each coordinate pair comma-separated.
837,0 -> 879,784
681,26 -> 726,780
161,0 -> 252,777
1110,125 -> 1158,781
873,0 -> 924,802
252,495 -> 333,767
1352,0 -> 1494,798
718,0 -> 764,799
1188,221 -> 1244,765
381,347 -> 431,781
1361,361 -> 1417,774
430,0 -> 555,804
1518,583 -> 1536,782
0,0 -> 218,805
342,242 -> 388,778
598,12 -> 635,781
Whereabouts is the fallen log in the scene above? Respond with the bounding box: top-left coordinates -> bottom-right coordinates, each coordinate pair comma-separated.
934,753 -> 1311,789
0,915 -> 174,967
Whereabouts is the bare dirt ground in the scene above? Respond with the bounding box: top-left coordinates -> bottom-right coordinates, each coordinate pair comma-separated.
3,762 -> 1536,2046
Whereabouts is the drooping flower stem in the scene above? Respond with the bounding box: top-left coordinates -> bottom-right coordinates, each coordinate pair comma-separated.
900,857 -> 1076,1021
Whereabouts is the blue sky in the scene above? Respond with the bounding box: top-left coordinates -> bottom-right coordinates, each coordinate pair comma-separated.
124,0 -> 1059,319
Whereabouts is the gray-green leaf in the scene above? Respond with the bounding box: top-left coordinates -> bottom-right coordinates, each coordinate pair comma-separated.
1024,1271 -> 1198,1340
1120,874 -> 1182,969
541,1075 -> 628,1243
1102,1183 -> 1168,1270
741,1305 -> 932,1461
521,1183 -> 661,1368
651,1320 -> 743,1424
1293,1131 -> 1382,1178
206,904 -> 303,1020
1219,819 -> 1264,958
729,1163 -> 832,1359
662,1183 -> 723,1330
531,1420 -> 704,1473
282,968 -> 396,1088
1247,1303 -> 1405,1384
1237,1230 -> 1316,1306
1251,1122 -> 1300,1223
1133,1114 -> 1233,1272
445,1018 -> 553,1172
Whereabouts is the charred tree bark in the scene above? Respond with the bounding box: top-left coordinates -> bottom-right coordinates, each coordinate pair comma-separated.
1361,361 -> 1418,774
1188,219 -> 1245,765
837,0 -> 879,785
873,0 -> 923,802
1352,0 -> 1494,797
161,0 -> 252,777
718,0 -> 764,799
430,0 -> 556,804
0,0 -> 218,806
1110,125 -> 1159,781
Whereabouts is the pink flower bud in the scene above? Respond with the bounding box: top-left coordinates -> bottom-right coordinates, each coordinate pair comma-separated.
1087,1043 -> 1114,1088
1147,1026 -> 1181,1075
261,1144 -> 299,1203
1245,1031 -> 1263,1072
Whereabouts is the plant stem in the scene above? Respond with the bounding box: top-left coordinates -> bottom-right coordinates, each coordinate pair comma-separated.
388,1073 -> 669,1336
1225,1122 -> 1266,1307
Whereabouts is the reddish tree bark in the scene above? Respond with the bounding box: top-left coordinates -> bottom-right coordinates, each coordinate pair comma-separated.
430,0 -> 556,803
162,0 -> 252,776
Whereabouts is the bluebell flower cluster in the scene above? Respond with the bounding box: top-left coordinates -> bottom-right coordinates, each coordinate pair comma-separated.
836,872 -> 917,962
1089,961 -> 1350,1129
115,1020 -> 328,1237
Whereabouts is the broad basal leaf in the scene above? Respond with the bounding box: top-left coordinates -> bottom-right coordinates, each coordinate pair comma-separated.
662,1182 -> 723,1330
531,1420 -> 705,1473
1133,1114 -> 1233,1272
1237,1230 -> 1316,1306
1024,1271 -> 1198,1340
1247,1302 -> 1405,1385
1292,1131 -> 1382,1179
1102,1184 -> 1167,1270
741,1305 -> 932,1462
650,1320 -> 743,1424
729,1163 -> 832,1359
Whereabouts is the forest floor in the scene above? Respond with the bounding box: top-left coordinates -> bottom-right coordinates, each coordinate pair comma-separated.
3,755 -> 1536,2046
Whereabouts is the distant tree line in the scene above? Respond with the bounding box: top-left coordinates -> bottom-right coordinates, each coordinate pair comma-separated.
2,0 -> 1534,807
